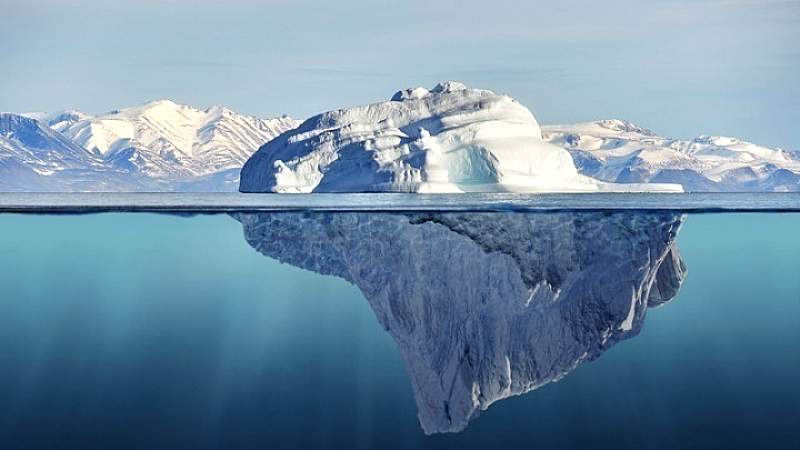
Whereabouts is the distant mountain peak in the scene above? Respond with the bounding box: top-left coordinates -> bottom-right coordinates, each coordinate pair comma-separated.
0,112 -> 98,173
542,121 -> 800,192
693,135 -> 745,146
20,110 -> 92,133
0,101 -> 301,192
140,99 -> 184,109
57,100 -> 300,175
594,119 -> 656,136
1,113 -> 78,150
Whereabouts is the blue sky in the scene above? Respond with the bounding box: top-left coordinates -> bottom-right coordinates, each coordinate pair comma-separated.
2,0 -> 798,148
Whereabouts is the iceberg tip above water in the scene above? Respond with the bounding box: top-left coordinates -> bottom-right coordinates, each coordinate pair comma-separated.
239,82 -> 682,194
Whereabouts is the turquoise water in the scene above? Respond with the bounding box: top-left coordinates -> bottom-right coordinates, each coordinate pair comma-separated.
0,212 -> 798,449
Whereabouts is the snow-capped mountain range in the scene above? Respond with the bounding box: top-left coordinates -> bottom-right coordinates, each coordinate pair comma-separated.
2,101 -> 299,191
542,120 -> 800,192
2,84 -> 797,192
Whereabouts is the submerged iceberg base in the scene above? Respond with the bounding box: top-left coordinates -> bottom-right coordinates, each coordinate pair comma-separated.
234,211 -> 686,433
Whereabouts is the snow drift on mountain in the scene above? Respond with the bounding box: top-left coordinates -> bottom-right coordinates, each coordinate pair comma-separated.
543,120 -> 800,191
240,82 -> 680,193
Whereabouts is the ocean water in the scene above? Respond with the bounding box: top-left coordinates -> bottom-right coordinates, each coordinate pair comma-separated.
0,207 -> 798,449
2,192 -> 800,212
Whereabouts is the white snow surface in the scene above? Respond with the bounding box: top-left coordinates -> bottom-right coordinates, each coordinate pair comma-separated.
542,120 -> 800,191
240,82 -> 681,193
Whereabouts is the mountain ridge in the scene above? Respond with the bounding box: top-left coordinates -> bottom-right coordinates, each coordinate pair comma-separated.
542,119 -> 800,191
2,100 -> 300,191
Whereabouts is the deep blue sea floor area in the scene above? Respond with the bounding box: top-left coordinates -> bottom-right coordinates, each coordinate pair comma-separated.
0,212 -> 797,449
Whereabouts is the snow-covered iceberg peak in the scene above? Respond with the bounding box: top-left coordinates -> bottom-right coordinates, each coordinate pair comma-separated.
240,82 -> 665,193
234,211 -> 686,433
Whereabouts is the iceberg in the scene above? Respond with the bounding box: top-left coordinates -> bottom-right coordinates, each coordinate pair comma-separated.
239,82 -> 681,193
234,210 -> 686,433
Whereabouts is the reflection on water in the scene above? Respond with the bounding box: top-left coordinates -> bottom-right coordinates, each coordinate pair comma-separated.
234,211 -> 686,433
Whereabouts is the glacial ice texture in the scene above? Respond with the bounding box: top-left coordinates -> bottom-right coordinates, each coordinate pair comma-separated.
234,211 -> 686,433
